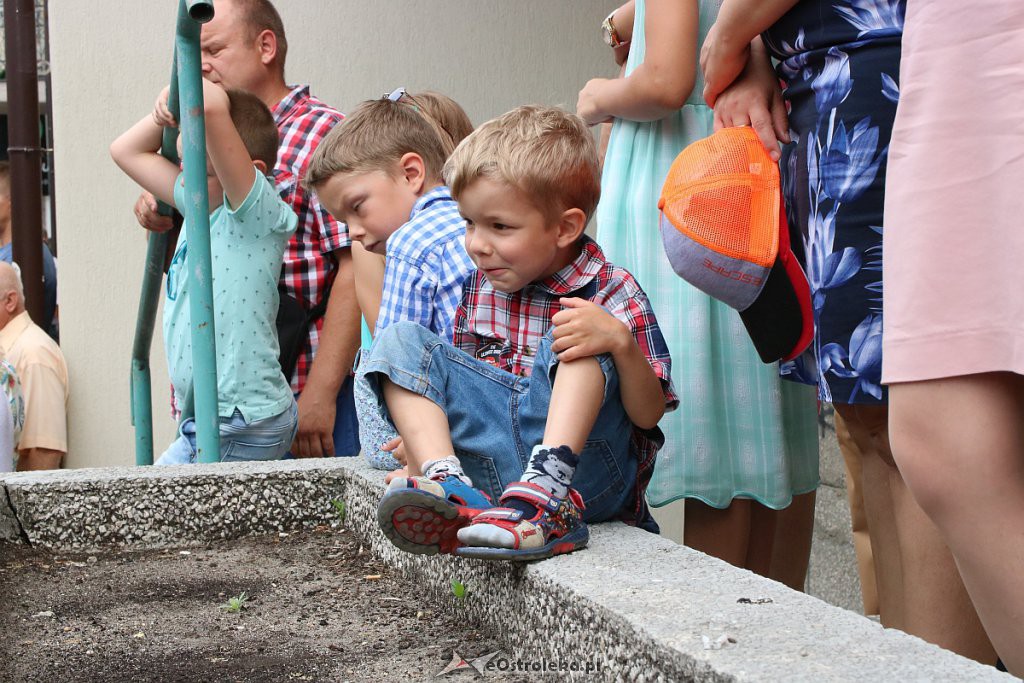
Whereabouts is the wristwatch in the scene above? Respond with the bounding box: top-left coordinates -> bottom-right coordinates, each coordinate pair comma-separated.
601,11 -> 626,48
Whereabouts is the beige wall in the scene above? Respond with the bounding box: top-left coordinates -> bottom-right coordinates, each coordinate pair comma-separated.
50,1 -> 614,468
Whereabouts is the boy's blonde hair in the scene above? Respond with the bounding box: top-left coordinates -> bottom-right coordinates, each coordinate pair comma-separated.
443,105 -> 601,223
303,96 -> 461,190
398,91 -> 474,156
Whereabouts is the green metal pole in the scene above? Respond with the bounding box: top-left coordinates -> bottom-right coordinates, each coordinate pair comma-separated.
174,0 -> 220,463
130,47 -> 183,465
130,233 -> 168,466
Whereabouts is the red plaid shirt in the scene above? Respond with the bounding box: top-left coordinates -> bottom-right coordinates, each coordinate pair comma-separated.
272,85 -> 348,392
453,237 -> 677,527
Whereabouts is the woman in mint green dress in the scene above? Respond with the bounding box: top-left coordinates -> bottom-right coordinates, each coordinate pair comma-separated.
578,0 -> 819,588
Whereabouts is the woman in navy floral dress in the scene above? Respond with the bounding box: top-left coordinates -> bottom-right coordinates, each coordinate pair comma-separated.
701,0 -> 995,664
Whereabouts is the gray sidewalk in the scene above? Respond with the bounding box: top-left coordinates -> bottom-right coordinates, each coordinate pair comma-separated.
650,407 -> 865,615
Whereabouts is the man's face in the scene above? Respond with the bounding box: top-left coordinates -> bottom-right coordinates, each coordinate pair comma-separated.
200,0 -> 267,93
315,168 -> 420,255
0,289 -> 18,330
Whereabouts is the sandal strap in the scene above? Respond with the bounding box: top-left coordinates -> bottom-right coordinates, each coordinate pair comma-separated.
499,482 -> 562,513
472,507 -> 526,525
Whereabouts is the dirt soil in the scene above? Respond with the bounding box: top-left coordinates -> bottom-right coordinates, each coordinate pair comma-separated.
0,527 -> 533,682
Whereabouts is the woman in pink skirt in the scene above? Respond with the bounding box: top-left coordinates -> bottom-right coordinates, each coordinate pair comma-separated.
884,0 -> 1024,673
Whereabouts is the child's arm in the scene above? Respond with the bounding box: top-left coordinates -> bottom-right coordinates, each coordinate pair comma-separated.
109,93 -> 180,207
551,297 -> 665,429
577,0 -> 698,124
201,80 -> 258,210
374,256 -> 437,336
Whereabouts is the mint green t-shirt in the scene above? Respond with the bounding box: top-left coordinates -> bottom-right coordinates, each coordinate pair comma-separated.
164,171 -> 298,423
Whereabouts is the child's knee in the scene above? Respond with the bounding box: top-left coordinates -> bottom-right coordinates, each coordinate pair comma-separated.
373,319 -> 429,347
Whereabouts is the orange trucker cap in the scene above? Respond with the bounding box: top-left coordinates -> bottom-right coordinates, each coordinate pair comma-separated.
658,126 -> 813,363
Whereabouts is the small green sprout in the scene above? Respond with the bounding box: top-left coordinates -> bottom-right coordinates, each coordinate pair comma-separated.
220,591 -> 249,613
450,579 -> 467,601
330,499 -> 346,522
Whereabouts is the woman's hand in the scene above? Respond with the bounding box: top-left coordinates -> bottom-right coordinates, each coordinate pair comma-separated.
700,23 -> 751,108
577,78 -> 614,125
712,38 -> 790,160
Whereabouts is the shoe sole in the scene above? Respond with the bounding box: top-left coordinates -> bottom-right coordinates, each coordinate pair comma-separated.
453,525 -> 590,562
377,488 -> 478,555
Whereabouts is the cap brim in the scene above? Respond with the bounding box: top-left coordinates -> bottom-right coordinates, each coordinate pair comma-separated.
739,252 -> 813,363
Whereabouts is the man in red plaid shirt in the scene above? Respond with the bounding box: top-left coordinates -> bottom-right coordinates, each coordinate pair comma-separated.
364,106 -> 676,562
134,0 -> 359,458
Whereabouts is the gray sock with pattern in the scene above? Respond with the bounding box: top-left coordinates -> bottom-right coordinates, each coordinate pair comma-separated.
422,455 -> 473,486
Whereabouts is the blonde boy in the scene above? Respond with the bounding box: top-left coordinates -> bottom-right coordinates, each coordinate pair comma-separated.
304,95 -> 477,471
366,106 -> 677,561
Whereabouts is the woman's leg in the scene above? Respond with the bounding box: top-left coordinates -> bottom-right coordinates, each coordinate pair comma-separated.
684,499 -> 751,568
891,373 -> 1019,671
834,403 -> 905,629
764,491 -> 817,592
841,402 -> 995,663
833,410 -> 879,614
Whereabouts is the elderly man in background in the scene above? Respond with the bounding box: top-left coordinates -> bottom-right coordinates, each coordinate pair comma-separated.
0,262 -> 67,470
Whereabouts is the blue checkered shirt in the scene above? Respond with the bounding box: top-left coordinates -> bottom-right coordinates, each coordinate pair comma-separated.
374,186 -> 474,339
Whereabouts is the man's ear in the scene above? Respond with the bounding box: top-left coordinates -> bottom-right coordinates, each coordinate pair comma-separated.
555,208 -> 587,248
3,290 -> 18,314
255,29 -> 278,67
398,152 -> 427,195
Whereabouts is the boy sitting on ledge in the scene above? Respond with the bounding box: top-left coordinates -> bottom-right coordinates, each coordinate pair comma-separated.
363,105 -> 676,561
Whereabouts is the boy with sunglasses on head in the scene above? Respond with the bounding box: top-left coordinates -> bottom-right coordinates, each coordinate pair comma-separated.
364,105 -> 677,561
304,91 -> 477,471
111,80 -> 298,464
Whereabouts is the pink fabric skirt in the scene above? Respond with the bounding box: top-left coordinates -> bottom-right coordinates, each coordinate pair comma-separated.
882,0 -> 1024,383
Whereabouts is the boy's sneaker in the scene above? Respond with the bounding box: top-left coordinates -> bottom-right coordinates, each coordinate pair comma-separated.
377,474 -> 493,555
454,481 -> 589,561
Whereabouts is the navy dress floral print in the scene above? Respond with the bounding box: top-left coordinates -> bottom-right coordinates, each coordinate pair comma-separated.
764,0 -> 904,404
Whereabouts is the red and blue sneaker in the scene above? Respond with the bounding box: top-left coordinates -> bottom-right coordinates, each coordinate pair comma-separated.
377,474 -> 493,555
454,482 -> 589,561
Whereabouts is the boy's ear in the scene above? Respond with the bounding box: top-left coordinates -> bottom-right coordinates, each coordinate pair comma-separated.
252,159 -> 269,175
555,208 -> 588,248
256,29 -> 278,67
398,152 -> 427,195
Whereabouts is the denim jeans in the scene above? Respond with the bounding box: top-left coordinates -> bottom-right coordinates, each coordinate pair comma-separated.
156,401 -> 298,465
361,321 -> 638,523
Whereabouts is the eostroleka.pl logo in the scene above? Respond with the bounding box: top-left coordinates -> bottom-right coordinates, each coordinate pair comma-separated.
437,651 -> 501,677
436,650 -> 603,677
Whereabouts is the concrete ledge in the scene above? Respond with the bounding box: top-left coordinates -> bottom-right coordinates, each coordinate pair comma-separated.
0,460 -> 349,550
0,460 -> 1009,681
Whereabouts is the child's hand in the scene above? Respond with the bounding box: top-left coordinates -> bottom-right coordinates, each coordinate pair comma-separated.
551,297 -> 630,362
577,79 -> 614,126
384,465 -> 409,485
381,436 -> 407,467
151,86 -> 177,128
